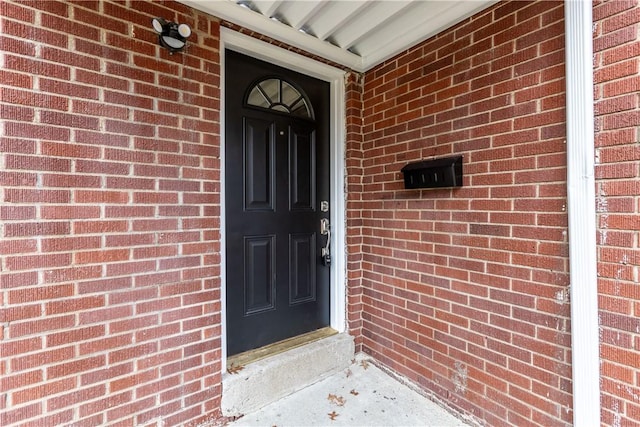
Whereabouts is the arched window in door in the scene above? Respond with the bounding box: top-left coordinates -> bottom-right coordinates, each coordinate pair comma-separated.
245,77 -> 314,119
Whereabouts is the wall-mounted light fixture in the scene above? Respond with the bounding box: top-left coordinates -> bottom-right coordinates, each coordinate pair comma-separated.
151,18 -> 191,53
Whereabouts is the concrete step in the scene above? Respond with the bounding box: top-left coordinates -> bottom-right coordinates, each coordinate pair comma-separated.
222,332 -> 355,417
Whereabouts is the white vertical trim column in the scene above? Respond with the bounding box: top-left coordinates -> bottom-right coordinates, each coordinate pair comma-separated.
564,0 -> 601,424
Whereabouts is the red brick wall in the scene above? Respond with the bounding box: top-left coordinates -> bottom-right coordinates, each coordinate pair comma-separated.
594,1 -> 640,425
0,1 -> 222,425
358,1 -> 572,425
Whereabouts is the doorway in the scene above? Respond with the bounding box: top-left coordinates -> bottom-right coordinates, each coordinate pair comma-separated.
225,50 -> 332,356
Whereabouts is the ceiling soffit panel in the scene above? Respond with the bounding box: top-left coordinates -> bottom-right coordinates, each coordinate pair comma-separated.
179,0 -> 499,72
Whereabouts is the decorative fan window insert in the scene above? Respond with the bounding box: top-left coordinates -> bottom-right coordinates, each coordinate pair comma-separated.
247,78 -> 313,119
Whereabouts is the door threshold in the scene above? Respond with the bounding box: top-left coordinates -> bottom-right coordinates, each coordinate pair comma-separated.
227,327 -> 337,370
222,332 -> 354,416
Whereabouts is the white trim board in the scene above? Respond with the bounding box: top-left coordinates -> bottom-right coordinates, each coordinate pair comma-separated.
564,0 -> 600,424
219,28 -> 348,367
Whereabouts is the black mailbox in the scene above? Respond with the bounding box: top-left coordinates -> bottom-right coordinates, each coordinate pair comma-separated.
401,155 -> 463,189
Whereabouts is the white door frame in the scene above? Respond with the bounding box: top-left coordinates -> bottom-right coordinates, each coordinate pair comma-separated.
219,28 -> 348,367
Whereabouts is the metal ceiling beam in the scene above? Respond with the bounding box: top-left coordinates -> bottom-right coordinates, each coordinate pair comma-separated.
309,1 -> 371,42
251,0 -> 281,17
331,1 -> 414,50
278,1 -> 329,30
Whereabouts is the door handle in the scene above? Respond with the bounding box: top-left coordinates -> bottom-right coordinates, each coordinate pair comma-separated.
320,218 -> 331,266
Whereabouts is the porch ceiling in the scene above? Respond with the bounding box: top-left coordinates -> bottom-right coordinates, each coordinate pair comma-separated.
179,0 -> 498,72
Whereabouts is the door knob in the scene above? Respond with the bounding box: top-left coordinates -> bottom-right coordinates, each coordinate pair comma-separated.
320,218 -> 331,266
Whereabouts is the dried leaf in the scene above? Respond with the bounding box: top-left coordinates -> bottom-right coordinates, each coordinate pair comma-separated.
328,393 -> 346,406
227,363 -> 244,374
351,358 -> 356,364
345,368 -> 352,378
360,360 -> 369,370
350,389 -> 359,396
328,411 -> 339,421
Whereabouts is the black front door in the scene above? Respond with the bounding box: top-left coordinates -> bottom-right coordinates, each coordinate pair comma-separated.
225,50 -> 331,356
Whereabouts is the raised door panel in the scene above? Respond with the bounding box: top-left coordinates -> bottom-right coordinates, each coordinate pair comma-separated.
244,118 -> 276,211
289,126 -> 316,212
244,235 -> 276,315
289,233 -> 316,305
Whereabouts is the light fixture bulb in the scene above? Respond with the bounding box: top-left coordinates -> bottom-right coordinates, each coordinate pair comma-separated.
162,36 -> 185,50
152,18 -> 164,34
177,23 -> 191,38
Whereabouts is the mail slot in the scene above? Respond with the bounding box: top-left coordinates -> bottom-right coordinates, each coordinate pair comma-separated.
401,155 -> 463,189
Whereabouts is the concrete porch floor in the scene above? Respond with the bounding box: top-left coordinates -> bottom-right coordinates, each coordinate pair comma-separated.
228,356 -> 471,427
